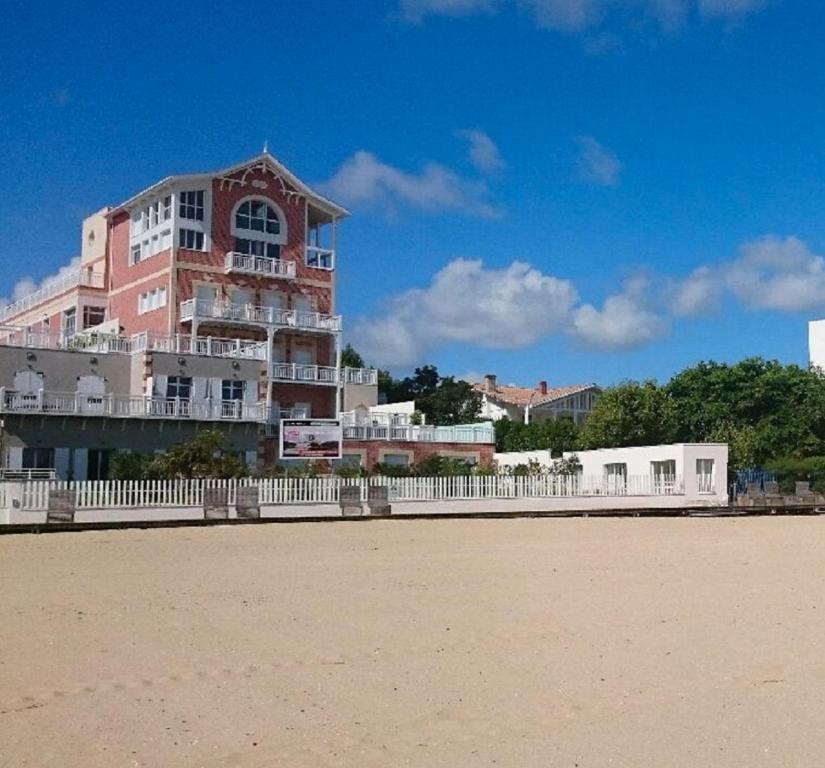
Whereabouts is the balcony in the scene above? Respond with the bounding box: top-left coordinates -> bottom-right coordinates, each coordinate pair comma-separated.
132,332 -> 268,360
272,363 -> 339,385
180,299 -> 342,332
305,246 -> 335,270
0,326 -> 269,361
225,252 -> 296,279
0,389 -> 269,423
340,412 -> 494,444
0,270 -> 105,321
343,367 -> 378,386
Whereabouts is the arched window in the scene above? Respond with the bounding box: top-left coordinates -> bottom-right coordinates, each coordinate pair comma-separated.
231,198 -> 286,260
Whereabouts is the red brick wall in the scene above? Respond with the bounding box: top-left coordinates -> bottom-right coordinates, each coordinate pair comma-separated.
271,384 -> 336,418
353,441 -> 494,471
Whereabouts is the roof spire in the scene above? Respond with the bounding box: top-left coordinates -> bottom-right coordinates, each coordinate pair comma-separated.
262,139 -> 269,154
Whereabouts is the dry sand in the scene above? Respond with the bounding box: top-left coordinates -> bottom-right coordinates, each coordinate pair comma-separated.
2,517 -> 825,767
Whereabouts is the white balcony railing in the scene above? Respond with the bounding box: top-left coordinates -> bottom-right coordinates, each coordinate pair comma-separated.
0,389 -> 269,423
272,363 -> 339,385
340,413 -> 494,445
305,246 -> 335,270
0,327 -> 269,361
180,299 -> 342,332
0,270 -> 105,321
343,367 -> 378,386
225,252 -> 296,279
131,332 -> 268,360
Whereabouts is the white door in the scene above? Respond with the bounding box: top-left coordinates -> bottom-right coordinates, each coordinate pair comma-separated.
293,295 -> 313,314
293,343 -> 315,365
77,374 -> 106,414
196,284 -> 219,302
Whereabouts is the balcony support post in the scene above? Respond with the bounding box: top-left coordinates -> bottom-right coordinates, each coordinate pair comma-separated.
334,331 -> 342,419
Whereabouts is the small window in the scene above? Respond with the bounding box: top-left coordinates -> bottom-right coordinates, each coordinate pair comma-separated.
138,287 -> 167,315
179,228 -> 204,250
82,306 -> 106,329
179,190 -> 204,220
222,380 -> 245,401
131,243 -> 141,265
162,195 -> 172,221
166,376 -> 192,400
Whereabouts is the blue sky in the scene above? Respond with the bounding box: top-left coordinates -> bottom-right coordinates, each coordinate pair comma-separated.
1,0 -> 824,387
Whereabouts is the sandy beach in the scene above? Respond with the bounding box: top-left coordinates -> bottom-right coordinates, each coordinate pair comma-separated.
2,516 -> 825,767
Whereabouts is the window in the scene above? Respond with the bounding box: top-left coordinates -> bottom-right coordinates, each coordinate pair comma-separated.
131,243 -> 141,265
231,198 -> 285,261
62,307 -> 76,336
179,228 -> 204,250
138,287 -> 167,314
162,195 -> 172,221
166,376 -> 192,400
382,453 -> 410,466
604,462 -> 627,493
22,447 -> 55,470
160,229 -> 172,250
149,201 -> 160,228
306,248 -> 334,269
651,460 -> 676,493
82,306 -> 105,329
696,458 -> 715,494
235,200 -> 280,235
222,380 -> 245,401
179,190 -> 204,220
234,237 -> 280,260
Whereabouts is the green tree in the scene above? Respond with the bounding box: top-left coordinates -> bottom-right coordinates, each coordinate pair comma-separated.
341,344 -> 365,369
577,380 -> 676,449
494,417 -> 579,455
379,365 -> 481,426
148,429 -> 247,479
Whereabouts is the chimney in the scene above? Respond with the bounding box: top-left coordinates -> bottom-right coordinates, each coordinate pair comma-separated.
483,373 -> 497,392
537,380 -> 548,395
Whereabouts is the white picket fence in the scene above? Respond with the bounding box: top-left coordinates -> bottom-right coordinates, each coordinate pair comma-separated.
10,474 -> 685,512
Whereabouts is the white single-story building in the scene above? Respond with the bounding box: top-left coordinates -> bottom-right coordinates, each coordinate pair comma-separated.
494,443 -> 729,505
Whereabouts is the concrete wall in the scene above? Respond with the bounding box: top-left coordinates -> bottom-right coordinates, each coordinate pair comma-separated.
809,319 -> 825,369
343,382 -> 378,411
0,346 -> 132,393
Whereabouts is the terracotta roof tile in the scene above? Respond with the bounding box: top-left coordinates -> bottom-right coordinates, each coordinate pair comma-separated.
473,382 -> 599,408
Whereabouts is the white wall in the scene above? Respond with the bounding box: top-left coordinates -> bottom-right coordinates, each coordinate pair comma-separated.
494,450 -> 554,468
809,320 -> 825,370
564,443 -> 728,504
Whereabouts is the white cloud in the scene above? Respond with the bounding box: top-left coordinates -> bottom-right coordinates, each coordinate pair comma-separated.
575,135 -> 622,187
726,236 -> 825,312
319,150 -> 501,218
352,258 -> 579,366
571,276 -> 667,350
0,256 -> 81,314
457,128 -> 506,174
670,265 -> 721,316
399,0 -> 768,32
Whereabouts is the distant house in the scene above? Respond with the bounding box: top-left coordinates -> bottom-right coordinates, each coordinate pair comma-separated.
474,374 -> 600,426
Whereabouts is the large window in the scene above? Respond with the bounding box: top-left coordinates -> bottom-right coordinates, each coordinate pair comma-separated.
62,307 -> 76,336
234,237 -> 279,260
83,306 -> 106,329
235,200 -> 280,235
651,459 -> 676,493
179,190 -> 204,220
222,380 -> 245,401
138,287 -> 167,315
22,447 -> 55,470
179,228 -> 204,250
166,376 -> 192,400
231,198 -> 285,261
696,458 -> 715,494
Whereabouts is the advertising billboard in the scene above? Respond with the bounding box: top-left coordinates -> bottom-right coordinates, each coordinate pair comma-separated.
280,419 -> 342,459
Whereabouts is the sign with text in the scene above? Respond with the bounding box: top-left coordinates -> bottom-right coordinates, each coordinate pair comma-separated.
280,419 -> 342,460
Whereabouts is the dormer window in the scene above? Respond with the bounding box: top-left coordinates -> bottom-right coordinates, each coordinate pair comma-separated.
231,197 -> 286,262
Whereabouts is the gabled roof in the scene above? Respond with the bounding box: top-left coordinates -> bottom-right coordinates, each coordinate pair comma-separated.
109,152 -> 349,218
474,382 -> 599,409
